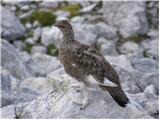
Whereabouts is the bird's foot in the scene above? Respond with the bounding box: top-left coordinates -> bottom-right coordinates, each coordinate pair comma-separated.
70,83 -> 89,109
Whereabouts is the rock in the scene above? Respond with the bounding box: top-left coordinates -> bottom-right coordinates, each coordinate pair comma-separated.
100,40 -> 118,56
54,10 -> 70,19
131,58 -> 158,73
30,53 -> 61,76
1,105 -> 16,119
71,16 -> 85,23
18,77 -> 53,95
80,3 -> 97,13
31,45 -> 47,54
25,38 -> 36,45
33,27 -> 41,42
129,89 -> 158,118
143,85 -> 157,98
92,22 -> 118,40
73,23 -> 97,46
102,1 -> 148,38
105,55 -> 134,71
1,89 -> 39,107
119,41 -> 142,54
146,1 -> 159,29
1,68 -> 19,92
21,5 -> 29,11
142,39 -> 159,60
13,40 -> 26,50
15,73 -> 152,119
1,40 -> 33,80
147,29 -> 159,39
25,22 -> 32,29
131,70 -> 158,94
39,1 -> 59,8
33,21 -> 41,27
41,26 -> 63,48
113,66 -> 141,94
1,6 -> 26,41
68,1 -> 91,8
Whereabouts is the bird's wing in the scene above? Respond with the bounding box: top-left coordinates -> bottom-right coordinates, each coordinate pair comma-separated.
70,42 -> 119,86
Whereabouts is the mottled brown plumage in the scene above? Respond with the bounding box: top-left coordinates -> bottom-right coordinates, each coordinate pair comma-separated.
55,20 -> 129,107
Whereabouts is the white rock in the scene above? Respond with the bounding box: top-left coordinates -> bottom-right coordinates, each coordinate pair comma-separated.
33,27 -> 41,42
31,45 -> 47,54
21,5 -> 29,11
103,1 -> 148,38
100,40 -> 118,56
1,40 -> 33,80
33,21 -> 41,27
54,10 -> 70,18
142,39 -> 159,60
15,73 -> 152,119
80,3 -> 97,13
94,22 -> 118,40
19,77 -> 53,94
25,22 -> 32,29
131,70 -> 159,93
25,38 -> 35,45
73,23 -> 97,46
105,55 -> 134,71
13,40 -> 26,51
41,26 -> 63,48
39,1 -> 59,8
71,16 -> 85,23
1,68 -> 19,92
113,65 -> 141,94
30,53 -> 61,76
1,105 -> 16,119
119,41 -> 142,54
144,85 -> 157,98
1,6 -> 26,41
131,58 -> 158,73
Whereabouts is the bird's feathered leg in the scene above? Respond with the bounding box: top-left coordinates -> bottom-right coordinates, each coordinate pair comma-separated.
70,82 -> 89,109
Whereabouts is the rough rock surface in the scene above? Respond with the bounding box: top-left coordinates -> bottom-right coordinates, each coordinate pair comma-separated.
1,6 -> 26,41
30,53 -> 61,76
1,40 -> 33,80
14,70 -> 152,119
41,26 -> 63,48
1,105 -> 16,119
103,1 -> 149,38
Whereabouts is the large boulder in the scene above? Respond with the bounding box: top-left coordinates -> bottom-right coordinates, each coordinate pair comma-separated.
15,71 -> 152,119
1,6 -> 26,41
1,40 -> 33,80
30,53 -> 61,76
41,26 -> 63,48
1,105 -> 16,119
102,1 -> 149,38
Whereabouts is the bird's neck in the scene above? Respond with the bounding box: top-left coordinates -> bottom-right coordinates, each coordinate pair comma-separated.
63,31 -> 75,42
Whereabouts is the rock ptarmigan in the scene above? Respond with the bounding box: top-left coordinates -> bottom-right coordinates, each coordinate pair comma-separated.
55,20 -> 129,108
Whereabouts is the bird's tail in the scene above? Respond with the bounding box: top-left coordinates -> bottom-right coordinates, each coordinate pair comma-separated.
100,85 -> 130,107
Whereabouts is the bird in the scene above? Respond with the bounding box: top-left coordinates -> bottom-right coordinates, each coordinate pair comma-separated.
54,20 -> 129,108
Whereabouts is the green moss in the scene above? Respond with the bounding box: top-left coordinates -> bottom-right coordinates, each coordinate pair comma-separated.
125,34 -> 150,43
47,44 -> 59,56
61,4 -> 81,17
30,10 -> 56,26
25,44 -> 33,53
143,50 -> 150,58
21,10 -> 56,27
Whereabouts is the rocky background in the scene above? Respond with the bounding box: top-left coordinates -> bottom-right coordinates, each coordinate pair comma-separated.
1,0 -> 159,119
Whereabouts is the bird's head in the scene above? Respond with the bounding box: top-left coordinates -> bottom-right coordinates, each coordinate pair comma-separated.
54,20 -> 73,34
